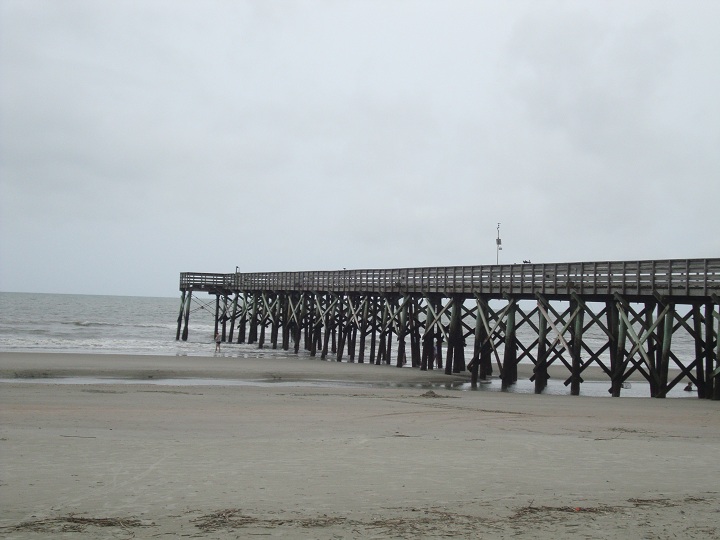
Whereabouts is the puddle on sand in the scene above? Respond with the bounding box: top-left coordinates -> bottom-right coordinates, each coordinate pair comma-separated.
0,376 -> 695,398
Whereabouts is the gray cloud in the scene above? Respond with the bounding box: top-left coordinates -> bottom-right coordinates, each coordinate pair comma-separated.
1,0 -> 718,296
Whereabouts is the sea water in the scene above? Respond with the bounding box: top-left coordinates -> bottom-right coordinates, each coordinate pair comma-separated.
0,292 -> 210,356
0,292 -> 699,397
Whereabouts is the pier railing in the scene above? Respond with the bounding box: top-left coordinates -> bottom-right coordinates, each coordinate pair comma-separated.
181,258 -> 720,300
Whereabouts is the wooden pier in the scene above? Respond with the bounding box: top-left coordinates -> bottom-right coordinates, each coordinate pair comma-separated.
177,258 -> 720,399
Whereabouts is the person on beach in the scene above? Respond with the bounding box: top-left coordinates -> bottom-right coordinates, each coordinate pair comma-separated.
214,332 -> 221,353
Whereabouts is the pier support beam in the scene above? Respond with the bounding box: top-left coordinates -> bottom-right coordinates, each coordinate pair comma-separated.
501,300 -> 517,388
445,298 -> 460,375
396,296 -> 408,368
248,294 -> 259,345
176,291 -> 186,341
534,302 -> 549,394
570,298 -> 584,396
270,293 -> 281,350
181,290 -> 192,341
236,292 -> 248,344
409,297 -> 422,367
228,293 -> 239,343
213,294 -> 220,340
710,299 -> 720,400
656,302 -> 674,398
468,304 -> 482,387
609,300 -> 626,397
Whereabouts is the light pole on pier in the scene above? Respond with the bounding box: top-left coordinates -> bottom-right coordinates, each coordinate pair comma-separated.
496,223 -> 502,265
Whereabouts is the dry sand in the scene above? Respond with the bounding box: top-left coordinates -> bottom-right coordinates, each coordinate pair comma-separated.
1,352 -> 718,539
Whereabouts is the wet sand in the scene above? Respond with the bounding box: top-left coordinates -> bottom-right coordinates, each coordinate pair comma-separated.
0,350 -> 658,383
1,352 -> 718,539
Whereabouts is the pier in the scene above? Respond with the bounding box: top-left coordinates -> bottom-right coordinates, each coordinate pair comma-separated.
177,258 -> 720,399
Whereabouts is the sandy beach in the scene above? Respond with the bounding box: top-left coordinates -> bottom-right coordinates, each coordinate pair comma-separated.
1,352 -> 718,539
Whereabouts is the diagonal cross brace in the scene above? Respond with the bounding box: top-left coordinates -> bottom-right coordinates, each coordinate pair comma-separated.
536,298 -> 581,364
475,296 -> 515,375
614,298 -> 670,386
346,295 -> 369,329
424,297 -> 453,341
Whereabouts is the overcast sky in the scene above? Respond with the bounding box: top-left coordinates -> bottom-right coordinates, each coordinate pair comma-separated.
1,0 -> 718,297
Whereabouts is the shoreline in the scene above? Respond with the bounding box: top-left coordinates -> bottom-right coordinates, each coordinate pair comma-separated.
0,350 -> 682,384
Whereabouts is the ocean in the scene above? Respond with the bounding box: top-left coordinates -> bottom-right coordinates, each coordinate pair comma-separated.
0,292 -> 700,398
0,292 -> 216,357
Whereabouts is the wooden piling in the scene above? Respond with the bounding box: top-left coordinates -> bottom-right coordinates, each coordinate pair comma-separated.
258,311 -> 266,349
228,293 -> 239,343
270,293 -> 280,350
385,329 -> 393,365
570,298 -> 583,396
321,295 -> 331,359
213,294 -> 220,340
445,299 -> 459,376
396,296 -> 408,368
256,293 -> 267,349
501,300 -> 517,388
710,300 -> 720,400
608,300 -> 625,397
369,297 -> 378,364
294,293 -> 305,354
176,291 -> 186,341
281,295 -> 290,350
248,295 -> 258,344
701,303 -> 711,399
468,299 -> 483,386
409,298 -> 422,367
421,330 -> 432,371
349,326 -> 357,361
420,296 -> 438,371
181,289 -> 192,341
358,296 -> 369,363
435,331 -> 443,370
336,295 -> 346,362
376,298 -> 388,365
477,299 -> 492,379
691,304 -> 705,398
657,302 -> 674,398
534,301 -> 549,394
220,294 -> 229,341
645,302 -> 660,396
237,292 -> 248,344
